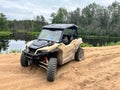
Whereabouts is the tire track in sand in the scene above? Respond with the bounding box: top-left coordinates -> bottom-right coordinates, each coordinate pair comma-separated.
0,45 -> 120,90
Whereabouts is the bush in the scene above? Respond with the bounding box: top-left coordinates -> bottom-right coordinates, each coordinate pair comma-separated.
26,32 -> 40,36
116,41 -> 120,45
0,31 -> 11,36
80,43 -> 93,47
9,49 -> 22,53
102,41 -> 120,46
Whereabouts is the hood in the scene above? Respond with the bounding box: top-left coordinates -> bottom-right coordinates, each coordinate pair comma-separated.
29,39 -> 53,49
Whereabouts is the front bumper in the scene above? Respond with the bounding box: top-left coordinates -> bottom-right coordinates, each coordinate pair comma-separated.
23,50 -> 48,60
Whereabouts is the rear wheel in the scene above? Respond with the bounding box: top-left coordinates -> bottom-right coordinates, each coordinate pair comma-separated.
20,52 -> 28,67
47,58 -> 57,81
75,47 -> 84,61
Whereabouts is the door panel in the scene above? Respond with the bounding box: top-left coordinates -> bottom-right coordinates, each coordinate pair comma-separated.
58,42 -> 76,64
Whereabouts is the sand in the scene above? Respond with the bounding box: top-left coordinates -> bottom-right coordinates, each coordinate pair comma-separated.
0,45 -> 120,90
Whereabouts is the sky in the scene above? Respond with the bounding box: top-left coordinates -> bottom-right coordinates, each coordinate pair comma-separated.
0,0 -> 119,21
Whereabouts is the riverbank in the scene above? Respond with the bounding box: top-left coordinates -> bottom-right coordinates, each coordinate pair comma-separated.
0,31 -> 120,53
81,41 -> 120,47
0,31 -> 40,36
0,31 -> 11,36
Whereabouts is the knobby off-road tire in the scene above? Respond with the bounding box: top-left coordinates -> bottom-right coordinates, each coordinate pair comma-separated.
47,58 -> 57,82
75,47 -> 84,61
20,52 -> 28,67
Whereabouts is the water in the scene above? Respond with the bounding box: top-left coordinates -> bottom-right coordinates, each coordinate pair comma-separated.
0,33 -> 36,54
0,40 -> 26,53
0,34 -> 120,53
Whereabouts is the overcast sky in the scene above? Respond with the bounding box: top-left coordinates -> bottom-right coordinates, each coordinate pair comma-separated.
0,0 -> 119,21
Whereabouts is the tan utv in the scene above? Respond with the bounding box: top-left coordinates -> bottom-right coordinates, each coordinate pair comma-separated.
20,24 -> 84,81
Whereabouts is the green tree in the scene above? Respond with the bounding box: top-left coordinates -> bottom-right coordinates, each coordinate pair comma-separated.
108,1 -> 120,36
33,15 -> 46,32
68,8 -> 81,25
0,13 -> 8,31
51,8 -> 68,23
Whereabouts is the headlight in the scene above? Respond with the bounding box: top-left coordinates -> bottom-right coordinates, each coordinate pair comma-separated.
26,45 -> 29,52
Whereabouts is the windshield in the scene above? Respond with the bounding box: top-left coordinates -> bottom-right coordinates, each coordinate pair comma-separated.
38,29 -> 62,42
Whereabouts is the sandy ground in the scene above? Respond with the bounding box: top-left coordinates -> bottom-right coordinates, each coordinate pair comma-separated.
0,45 -> 120,90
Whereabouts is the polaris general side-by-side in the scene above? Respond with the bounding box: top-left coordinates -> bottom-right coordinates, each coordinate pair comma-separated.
20,24 -> 84,81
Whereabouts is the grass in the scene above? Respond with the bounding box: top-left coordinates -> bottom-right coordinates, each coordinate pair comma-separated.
26,32 -> 39,36
16,30 -> 26,33
79,35 -> 120,39
104,41 -> 120,46
15,30 -> 40,36
91,41 -> 120,47
10,49 -> 22,53
0,31 -> 11,36
116,41 -> 120,45
5,49 -> 22,54
80,41 -> 120,47
80,43 -> 93,47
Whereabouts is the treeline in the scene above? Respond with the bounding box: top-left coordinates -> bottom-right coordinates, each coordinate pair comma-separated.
0,1 -> 120,36
0,14 -> 48,32
51,1 -> 120,37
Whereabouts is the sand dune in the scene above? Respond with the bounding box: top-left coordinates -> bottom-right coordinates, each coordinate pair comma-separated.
0,45 -> 120,90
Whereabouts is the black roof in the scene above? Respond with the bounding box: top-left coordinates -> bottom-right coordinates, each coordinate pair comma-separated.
43,24 -> 78,30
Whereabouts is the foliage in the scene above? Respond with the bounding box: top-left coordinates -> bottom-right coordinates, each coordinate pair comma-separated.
51,8 -> 68,23
26,32 -> 39,36
80,43 -> 93,47
51,1 -> 120,37
68,8 -> 81,25
33,15 -> 46,32
80,41 -> 120,47
116,41 -> 120,45
8,15 -> 47,33
9,49 -> 22,53
104,41 -> 120,46
0,1 -> 120,38
13,29 -> 40,36
0,13 -> 8,31
0,31 -> 11,36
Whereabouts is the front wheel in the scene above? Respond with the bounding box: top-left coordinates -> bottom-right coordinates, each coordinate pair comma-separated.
47,58 -> 57,81
20,52 -> 28,67
75,47 -> 84,61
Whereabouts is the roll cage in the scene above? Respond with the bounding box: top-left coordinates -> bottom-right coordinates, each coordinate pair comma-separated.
43,24 -> 78,44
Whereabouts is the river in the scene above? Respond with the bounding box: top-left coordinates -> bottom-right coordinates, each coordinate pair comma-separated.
0,34 -> 120,53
